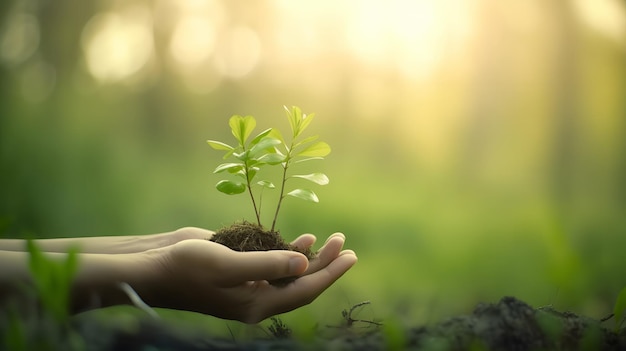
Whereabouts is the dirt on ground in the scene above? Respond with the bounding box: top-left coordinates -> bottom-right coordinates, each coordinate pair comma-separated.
76,296 -> 625,350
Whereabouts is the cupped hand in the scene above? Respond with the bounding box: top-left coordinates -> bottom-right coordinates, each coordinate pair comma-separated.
147,232 -> 357,323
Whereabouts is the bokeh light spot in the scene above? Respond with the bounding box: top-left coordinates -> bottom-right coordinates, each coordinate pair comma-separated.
81,8 -> 154,83
169,15 -> 216,68
0,13 -> 40,66
213,26 -> 261,79
574,0 -> 626,44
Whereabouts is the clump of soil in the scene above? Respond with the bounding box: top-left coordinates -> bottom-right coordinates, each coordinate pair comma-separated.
209,221 -> 315,284
210,221 -> 315,259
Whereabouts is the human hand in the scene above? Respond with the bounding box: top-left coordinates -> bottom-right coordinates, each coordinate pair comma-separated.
144,232 -> 356,323
0,227 -> 217,254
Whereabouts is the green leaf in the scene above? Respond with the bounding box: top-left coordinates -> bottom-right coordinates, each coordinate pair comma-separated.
229,115 -> 256,146
287,188 -> 319,202
234,150 -> 250,162
247,167 -> 258,181
207,140 -> 234,151
257,152 -> 287,164
257,180 -> 275,189
269,128 -> 286,145
26,240 -> 78,322
27,240 -> 43,271
234,169 -> 247,178
216,180 -> 246,195
293,157 -> 324,164
291,173 -> 329,185
5,309 -> 27,351
222,148 -> 236,160
249,128 -> 273,147
296,141 -> 331,157
614,287 -> 626,332
285,105 -> 302,137
62,246 -> 79,283
293,135 -> 319,148
213,163 -> 244,174
298,112 -> 315,134
249,137 -> 281,158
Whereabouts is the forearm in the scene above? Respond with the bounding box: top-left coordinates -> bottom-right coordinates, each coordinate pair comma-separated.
0,228 -> 204,254
0,250 -> 159,314
70,251 -> 160,313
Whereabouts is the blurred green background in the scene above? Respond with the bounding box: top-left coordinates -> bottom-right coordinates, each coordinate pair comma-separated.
1,0 -> 625,331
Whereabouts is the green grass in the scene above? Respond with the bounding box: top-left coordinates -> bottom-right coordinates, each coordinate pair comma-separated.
2,103 -> 625,335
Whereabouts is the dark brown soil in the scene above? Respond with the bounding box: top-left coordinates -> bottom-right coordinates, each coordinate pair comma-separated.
209,221 -> 315,285
209,221 -> 315,259
75,296 -> 626,351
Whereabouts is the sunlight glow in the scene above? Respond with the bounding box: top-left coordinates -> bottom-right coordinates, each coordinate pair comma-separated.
271,0 -> 473,80
574,0 -> 626,44
213,26 -> 261,78
344,0 -> 456,79
81,7 -> 154,83
169,16 -> 216,68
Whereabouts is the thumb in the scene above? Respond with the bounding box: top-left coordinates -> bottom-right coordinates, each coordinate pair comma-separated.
221,250 -> 309,285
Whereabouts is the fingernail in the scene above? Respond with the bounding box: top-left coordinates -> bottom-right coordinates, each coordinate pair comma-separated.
339,249 -> 356,257
325,233 -> 345,244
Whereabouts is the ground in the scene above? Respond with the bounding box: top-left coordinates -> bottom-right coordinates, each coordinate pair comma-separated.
71,296 -> 625,350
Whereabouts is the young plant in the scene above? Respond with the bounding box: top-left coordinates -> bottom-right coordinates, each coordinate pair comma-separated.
207,106 -> 331,232
613,286 -> 626,332
26,240 -> 79,323
0,241 -> 84,351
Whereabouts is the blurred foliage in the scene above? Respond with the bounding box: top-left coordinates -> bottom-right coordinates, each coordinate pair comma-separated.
1,0 -> 625,327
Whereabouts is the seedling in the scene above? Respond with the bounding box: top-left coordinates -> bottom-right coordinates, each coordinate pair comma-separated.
206,106 -> 330,267
328,301 -> 382,329
207,105 -> 330,232
613,286 -> 626,332
26,240 -> 78,323
267,317 -> 292,339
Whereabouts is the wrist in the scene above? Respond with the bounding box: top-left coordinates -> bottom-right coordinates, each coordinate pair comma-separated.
71,251 -> 160,313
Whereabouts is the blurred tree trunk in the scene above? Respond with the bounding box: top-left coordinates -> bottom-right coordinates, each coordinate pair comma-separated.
458,2 -> 508,184
617,58 -> 626,209
546,0 -> 582,219
0,0 -> 94,236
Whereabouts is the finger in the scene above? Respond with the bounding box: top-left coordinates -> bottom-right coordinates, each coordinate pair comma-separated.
257,252 -> 358,318
323,232 -> 345,245
290,234 -> 316,251
174,227 -> 215,242
303,233 -> 345,275
339,249 -> 356,257
218,250 -> 309,286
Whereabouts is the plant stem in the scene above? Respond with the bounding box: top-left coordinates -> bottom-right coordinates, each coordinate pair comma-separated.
244,159 -> 262,226
271,161 -> 289,232
248,182 -> 261,226
271,138 -> 296,232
